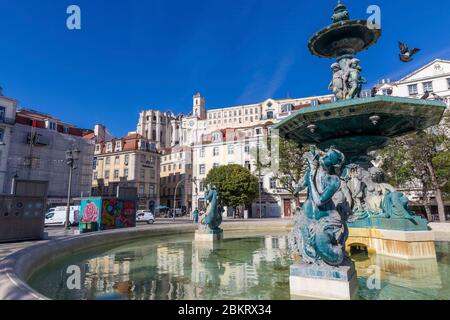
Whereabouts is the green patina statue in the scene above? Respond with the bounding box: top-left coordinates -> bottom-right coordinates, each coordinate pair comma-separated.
331,0 -> 350,23
291,146 -> 353,266
289,145 -> 423,266
200,185 -> 223,233
343,164 -> 416,220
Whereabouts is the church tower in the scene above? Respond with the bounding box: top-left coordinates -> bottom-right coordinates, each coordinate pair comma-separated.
193,92 -> 206,120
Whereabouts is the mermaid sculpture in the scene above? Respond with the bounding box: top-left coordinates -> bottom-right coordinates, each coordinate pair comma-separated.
291,146 -> 353,267
344,165 -> 416,221
199,185 -> 223,233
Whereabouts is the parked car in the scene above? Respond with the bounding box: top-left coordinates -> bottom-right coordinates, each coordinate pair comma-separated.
136,210 -> 155,224
45,206 -> 80,227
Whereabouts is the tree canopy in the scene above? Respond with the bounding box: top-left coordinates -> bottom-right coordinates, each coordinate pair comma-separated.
378,110 -> 450,221
205,164 -> 259,208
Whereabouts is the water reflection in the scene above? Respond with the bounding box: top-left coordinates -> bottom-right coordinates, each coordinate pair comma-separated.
29,235 -> 292,300
28,237 -> 450,300
354,248 -> 448,300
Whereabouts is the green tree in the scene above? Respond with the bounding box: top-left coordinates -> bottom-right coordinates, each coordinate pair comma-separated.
205,164 -> 259,211
379,123 -> 450,222
250,135 -> 308,198
274,138 -> 309,197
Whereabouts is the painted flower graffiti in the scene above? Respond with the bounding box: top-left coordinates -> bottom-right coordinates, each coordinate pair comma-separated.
82,201 -> 99,223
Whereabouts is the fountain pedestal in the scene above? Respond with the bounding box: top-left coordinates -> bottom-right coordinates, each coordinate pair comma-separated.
290,260 -> 358,300
195,229 -> 223,242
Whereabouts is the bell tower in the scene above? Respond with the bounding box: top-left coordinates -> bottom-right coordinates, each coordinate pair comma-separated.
193,92 -> 206,120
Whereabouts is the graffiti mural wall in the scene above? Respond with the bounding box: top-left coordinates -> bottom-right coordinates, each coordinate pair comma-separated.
80,198 -> 102,225
80,198 -> 137,231
100,199 -> 137,230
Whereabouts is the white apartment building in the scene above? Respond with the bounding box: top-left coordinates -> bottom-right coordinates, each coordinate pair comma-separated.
185,93 -> 333,218
375,59 -> 450,214
376,59 -> 450,107
0,92 -> 17,194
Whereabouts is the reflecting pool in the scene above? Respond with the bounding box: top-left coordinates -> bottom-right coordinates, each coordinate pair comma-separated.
28,233 -> 450,300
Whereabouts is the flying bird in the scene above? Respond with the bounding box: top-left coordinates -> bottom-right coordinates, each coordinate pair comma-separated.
399,42 -> 421,62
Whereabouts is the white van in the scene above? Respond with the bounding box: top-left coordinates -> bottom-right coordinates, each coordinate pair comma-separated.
45,206 -> 80,227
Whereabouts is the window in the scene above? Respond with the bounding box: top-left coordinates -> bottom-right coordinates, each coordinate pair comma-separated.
105,157 -> 111,165
199,164 -> 206,175
115,156 -> 120,165
93,172 -> 98,180
447,78 -> 450,89
212,132 -> 221,142
149,185 -> 155,197
163,165 -> 166,172
270,178 -> 277,189
140,169 -> 145,179
124,154 -> 129,165
115,141 -> 122,151
114,170 -> 119,179
213,147 -> 219,156
47,121 -> 57,131
408,84 -> 418,96
245,161 -> 251,171
124,169 -> 129,178
179,163 -> 182,170
266,111 -> 274,119
382,88 -> 392,96
228,145 -> 234,155
199,180 -> 205,192
150,169 -> 155,179
0,128 -> 4,142
281,104 -> 293,113
106,143 -> 113,152
213,163 -> 219,168
423,81 -> 434,93
0,107 -> 5,121
63,127 -> 69,134
139,184 -> 145,196
104,171 -> 110,179
200,147 -> 205,158
256,128 -> 261,135
95,144 -> 100,152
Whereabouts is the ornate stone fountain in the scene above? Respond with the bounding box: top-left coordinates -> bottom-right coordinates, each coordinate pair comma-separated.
275,1 -> 446,300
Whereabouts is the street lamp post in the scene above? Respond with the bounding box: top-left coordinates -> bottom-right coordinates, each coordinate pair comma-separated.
173,177 -> 186,222
65,148 -> 80,229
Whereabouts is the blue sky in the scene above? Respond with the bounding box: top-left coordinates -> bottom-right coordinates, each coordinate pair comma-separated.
1,0 -> 449,137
